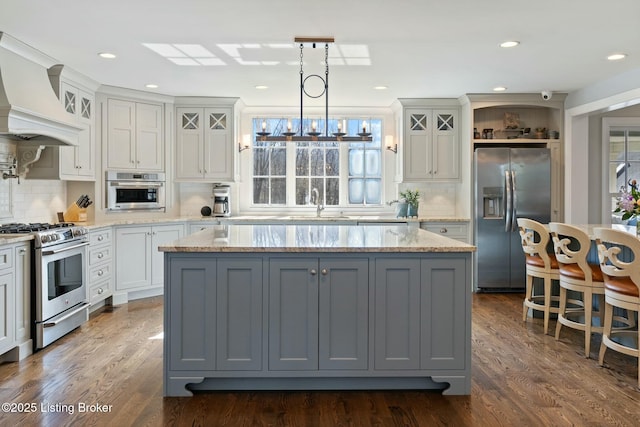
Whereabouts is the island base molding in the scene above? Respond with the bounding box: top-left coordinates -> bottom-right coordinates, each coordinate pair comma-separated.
166,376 -> 470,396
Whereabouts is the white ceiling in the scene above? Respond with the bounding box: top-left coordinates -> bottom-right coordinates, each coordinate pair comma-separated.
1,0 -> 639,107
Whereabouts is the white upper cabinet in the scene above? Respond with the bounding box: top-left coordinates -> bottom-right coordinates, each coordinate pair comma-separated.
176,106 -> 234,182
402,106 -> 460,182
59,81 -> 95,178
27,66 -> 97,180
107,98 -> 164,171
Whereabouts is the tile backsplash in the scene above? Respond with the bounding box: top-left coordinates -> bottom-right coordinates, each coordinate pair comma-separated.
8,179 -> 67,224
0,140 -> 67,224
398,183 -> 458,217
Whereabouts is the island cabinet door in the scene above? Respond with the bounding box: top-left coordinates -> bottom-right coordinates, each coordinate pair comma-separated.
420,259 -> 467,370
168,257 -> 217,371
374,258 -> 421,370
216,258 -> 263,371
269,258 -> 319,370
318,258 -> 369,370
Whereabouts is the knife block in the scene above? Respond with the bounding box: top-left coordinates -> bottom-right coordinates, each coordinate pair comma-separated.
64,203 -> 87,222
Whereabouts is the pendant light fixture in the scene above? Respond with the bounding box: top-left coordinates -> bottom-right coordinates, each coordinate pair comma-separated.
256,37 -> 372,143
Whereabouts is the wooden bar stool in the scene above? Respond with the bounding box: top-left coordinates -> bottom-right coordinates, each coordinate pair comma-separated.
549,222 -> 604,358
594,227 -> 640,388
517,218 -> 560,335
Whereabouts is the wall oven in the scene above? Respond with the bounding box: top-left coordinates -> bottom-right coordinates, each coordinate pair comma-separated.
106,171 -> 166,212
33,225 -> 90,350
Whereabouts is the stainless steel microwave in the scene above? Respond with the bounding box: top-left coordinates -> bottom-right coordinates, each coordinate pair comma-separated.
105,171 -> 166,211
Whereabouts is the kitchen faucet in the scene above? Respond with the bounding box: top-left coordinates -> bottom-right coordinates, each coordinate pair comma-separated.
311,187 -> 324,217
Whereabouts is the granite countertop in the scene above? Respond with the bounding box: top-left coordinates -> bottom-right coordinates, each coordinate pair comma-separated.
0,234 -> 34,245
159,224 -> 476,253
78,215 -> 470,229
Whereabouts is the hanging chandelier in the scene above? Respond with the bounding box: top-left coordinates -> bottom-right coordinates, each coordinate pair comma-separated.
256,37 -> 372,143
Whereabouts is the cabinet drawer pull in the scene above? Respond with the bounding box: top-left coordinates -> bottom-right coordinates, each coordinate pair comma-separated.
97,235 -> 104,241
321,268 -> 328,275
98,253 -> 104,259
98,287 -> 104,294
440,228 -> 448,233
310,269 -> 317,275
97,269 -> 104,276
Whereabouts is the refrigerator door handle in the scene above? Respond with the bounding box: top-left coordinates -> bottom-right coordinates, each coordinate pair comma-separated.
511,170 -> 518,231
505,170 -> 512,232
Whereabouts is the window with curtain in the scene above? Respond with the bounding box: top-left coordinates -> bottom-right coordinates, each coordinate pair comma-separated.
252,117 -> 382,207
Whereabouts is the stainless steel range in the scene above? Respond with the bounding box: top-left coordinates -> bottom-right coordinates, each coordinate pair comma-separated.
0,222 -> 90,350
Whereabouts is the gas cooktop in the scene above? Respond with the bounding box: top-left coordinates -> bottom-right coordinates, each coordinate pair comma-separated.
0,222 -> 76,234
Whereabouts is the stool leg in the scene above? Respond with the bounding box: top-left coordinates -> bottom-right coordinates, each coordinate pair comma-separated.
584,288 -> 592,358
637,328 -> 640,389
543,275 -> 551,335
598,300 -> 613,366
555,285 -> 567,340
523,273 -> 533,322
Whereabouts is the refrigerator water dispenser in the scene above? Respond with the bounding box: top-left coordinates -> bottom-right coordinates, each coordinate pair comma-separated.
482,187 -> 503,218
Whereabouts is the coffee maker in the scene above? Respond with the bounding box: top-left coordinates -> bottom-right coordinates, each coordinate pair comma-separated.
212,184 -> 231,217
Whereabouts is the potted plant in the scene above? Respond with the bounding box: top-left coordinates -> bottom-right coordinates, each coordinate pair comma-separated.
399,189 -> 420,217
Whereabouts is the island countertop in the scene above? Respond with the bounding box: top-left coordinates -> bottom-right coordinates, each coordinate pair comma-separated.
158,224 -> 476,253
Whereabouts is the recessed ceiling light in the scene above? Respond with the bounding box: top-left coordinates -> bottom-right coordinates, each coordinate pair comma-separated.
145,84 -> 158,89
500,41 -> 520,48
374,85 -> 388,90
493,86 -> 507,92
255,85 -> 268,90
607,53 -> 627,61
98,52 -> 116,59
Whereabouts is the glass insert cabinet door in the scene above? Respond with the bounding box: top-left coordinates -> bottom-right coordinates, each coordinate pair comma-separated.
608,127 -> 640,222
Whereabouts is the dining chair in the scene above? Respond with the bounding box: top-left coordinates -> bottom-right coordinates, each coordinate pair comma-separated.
517,218 -> 560,334
594,227 -> 640,388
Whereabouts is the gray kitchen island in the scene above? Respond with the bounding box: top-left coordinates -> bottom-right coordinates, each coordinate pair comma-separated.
159,224 -> 476,396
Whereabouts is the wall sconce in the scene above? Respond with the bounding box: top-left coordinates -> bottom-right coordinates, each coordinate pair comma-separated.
385,135 -> 397,153
238,134 -> 251,152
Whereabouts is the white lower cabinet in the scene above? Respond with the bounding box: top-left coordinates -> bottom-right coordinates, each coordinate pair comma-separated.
88,227 -> 114,307
420,222 -> 469,243
0,241 -> 31,361
115,223 -> 184,303
0,268 -> 14,356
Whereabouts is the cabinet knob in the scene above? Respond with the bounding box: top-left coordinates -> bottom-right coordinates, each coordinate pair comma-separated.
98,253 -> 104,259
97,235 -> 104,241
440,228 -> 448,233
310,269 -> 317,275
321,268 -> 328,275
98,269 -> 104,276
18,248 -> 26,255
98,287 -> 104,294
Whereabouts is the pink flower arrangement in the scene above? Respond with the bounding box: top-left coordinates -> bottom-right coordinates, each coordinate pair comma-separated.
615,179 -> 640,220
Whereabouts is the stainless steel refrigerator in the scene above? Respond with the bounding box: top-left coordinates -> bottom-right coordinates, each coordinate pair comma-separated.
474,147 -> 551,290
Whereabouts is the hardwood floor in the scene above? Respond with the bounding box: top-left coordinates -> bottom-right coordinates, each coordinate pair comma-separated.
0,293 -> 638,426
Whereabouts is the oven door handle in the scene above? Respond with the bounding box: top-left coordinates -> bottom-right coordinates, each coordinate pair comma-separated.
43,302 -> 90,327
42,241 -> 89,255
109,182 -> 164,187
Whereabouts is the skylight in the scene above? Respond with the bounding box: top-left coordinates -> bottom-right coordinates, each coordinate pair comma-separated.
142,42 -> 371,67
143,43 -> 226,66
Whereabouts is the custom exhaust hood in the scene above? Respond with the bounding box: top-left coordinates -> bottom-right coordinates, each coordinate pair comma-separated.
0,32 -> 81,146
